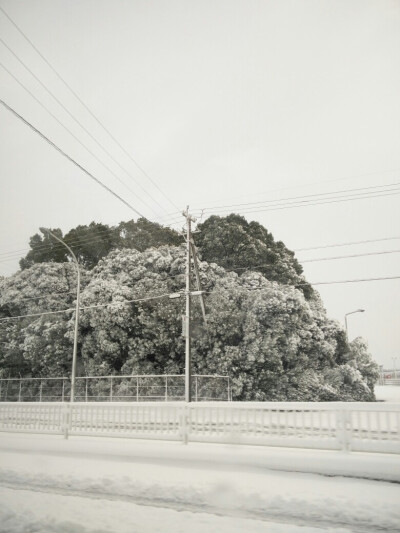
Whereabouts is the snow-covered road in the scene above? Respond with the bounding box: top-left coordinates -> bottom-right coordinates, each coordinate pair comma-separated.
0,433 -> 399,533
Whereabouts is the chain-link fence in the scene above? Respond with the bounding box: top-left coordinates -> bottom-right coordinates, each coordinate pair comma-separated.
0,374 -> 232,402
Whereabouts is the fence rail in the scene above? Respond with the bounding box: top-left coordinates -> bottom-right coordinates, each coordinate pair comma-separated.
0,401 -> 399,454
383,379 -> 400,386
0,374 -> 231,402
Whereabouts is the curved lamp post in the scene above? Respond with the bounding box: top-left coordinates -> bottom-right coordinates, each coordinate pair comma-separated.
40,228 -> 80,402
344,309 -> 365,342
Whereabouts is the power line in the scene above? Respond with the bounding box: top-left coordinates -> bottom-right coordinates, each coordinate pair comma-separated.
2,275 -> 399,322
184,189 -> 400,219
245,275 -> 400,289
0,221 -> 184,265
0,292 -> 172,322
0,291 -> 78,304
3,229 -> 398,264
188,168 -> 400,212
0,62 -> 161,218
163,188 -> 400,225
0,4 -> 180,213
0,227 -> 123,262
300,249 -> 400,263
0,267 -> 189,306
0,37 -> 170,220
305,275 -> 400,286
0,99 -> 147,218
220,248 -> 400,273
186,182 -> 400,213
294,236 -> 400,252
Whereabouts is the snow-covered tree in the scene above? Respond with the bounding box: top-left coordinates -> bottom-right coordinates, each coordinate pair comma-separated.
0,263 -> 88,377
1,240 -> 378,402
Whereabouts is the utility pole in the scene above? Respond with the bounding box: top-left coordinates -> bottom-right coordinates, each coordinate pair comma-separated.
183,207 -> 195,402
190,241 -> 207,326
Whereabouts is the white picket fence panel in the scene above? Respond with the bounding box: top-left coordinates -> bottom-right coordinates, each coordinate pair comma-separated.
0,401 -> 399,453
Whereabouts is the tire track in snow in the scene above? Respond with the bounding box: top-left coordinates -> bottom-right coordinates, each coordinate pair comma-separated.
0,479 -> 398,533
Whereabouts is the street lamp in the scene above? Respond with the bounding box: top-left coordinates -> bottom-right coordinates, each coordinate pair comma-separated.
344,309 -> 365,342
40,228 -> 80,402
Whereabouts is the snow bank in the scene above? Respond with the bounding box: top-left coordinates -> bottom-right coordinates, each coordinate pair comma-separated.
0,433 -> 399,533
1,432 -> 399,482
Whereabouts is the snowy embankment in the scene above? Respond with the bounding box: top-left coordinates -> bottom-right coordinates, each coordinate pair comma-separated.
0,433 -> 399,533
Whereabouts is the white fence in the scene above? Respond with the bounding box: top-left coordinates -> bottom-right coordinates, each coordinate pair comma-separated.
0,374 -> 231,402
383,379 -> 400,386
0,401 -> 399,454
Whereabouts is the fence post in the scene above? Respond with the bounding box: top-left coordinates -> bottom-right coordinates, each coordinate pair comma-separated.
136,377 -> 139,402
85,378 -> 88,402
336,408 -> 351,452
110,377 -> 113,402
18,380 -> 22,402
39,381 -> 43,402
227,377 -> 231,401
181,405 -> 190,444
165,376 -> 168,401
63,402 -> 70,439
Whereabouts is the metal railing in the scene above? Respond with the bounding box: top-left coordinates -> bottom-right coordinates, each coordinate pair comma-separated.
0,374 -> 232,402
0,401 -> 398,453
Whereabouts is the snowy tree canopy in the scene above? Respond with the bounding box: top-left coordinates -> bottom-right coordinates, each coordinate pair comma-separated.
0,245 -> 378,401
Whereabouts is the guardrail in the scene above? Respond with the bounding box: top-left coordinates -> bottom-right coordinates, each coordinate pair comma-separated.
0,401 -> 399,453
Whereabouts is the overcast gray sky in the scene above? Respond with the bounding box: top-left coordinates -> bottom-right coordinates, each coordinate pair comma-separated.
0,0 -> 399,369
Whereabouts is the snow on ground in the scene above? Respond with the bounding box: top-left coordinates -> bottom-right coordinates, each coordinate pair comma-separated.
0,433 -> 399,533
375,385 -> 400,403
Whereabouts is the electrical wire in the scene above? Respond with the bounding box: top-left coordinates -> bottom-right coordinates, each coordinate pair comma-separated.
0,267 -> 189,306
165,187 -> 400,222
0,292 -> 172,322
294,236 -> 400,252
0,4 -> 180,213
0,98 -> 147,218
2,275 -> 399,322
178,189 -> 400,220
305,276 -> 400,286
188,167 -> 400,211
301,249 -> 400,263
0,62 -> 162,218
182,181 -> 400,214
4,230 -> 398,265
0,37 -> 171,219
0,222 -> 184,265
0,291 -> 78,304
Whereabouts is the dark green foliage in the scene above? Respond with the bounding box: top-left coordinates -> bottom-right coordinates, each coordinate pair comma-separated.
196,214 -> 314,299
20,229 -> 68,270
19,219 -> 182,271
116,218 -> 182,252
